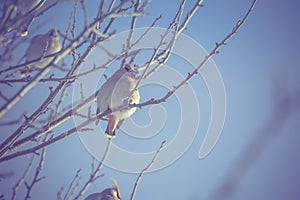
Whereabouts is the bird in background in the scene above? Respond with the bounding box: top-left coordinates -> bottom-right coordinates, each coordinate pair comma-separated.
84,180 -> 121,200
20,28 -> 61,76
1,0 -> 46,36
96,64 -> 140,139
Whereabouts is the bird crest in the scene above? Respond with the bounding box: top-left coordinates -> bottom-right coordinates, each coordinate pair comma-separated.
112,179 -> 121,199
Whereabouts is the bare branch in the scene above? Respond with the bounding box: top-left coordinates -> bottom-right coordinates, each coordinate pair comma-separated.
80,0 -> 88,28
0,91 -> 9,102
0,0 -> 256,155
130,140 -> 166,200
57,186 -> 64,200
0,0 -> 135,159
0,114 -> 24,126
0,3 -> 258,186
1,18 -> 177,159
0,66 -> 51,118
24,146 -> 47,200
143,0 -> 201,78
0,64 -> 107,84
0,0 -> 255,156
120,0 -> 141,66
63,169 -> 82,200
209,81 -> 299,200
73,139 -> 112,200
12,154 -> 36,200
131,0 -> 257,109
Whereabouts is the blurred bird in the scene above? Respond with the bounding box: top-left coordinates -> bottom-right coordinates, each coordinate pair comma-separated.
20,29 -> 61,76
84,180 -> 121,200
96,64 -> 140,139
1,0 -> 46,36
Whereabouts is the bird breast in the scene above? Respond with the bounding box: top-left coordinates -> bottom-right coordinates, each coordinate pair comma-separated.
26,33 -> 61,68
97,71 -> 140,120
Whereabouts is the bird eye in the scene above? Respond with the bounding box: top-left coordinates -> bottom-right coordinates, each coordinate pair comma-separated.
124,64 -> 131,72
49,29 -> 58,37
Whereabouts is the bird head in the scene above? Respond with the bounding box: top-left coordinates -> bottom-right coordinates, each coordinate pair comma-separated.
112,180 -> 121,199
49,29 -> 59,39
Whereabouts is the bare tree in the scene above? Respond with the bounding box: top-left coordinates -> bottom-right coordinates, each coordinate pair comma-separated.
0,0 -> 260,199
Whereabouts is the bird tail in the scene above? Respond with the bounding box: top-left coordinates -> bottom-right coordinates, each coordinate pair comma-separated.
105,115 -> 117,139
105,127 -> 116,139
112,179 -> 121,199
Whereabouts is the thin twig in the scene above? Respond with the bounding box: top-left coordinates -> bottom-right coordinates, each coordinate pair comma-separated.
0,109 -> 99,162
80,0 -> 88,28
24,146 -> 47,200
0,114 -> 24,126
121,0 -> 140,66
130,140 -> 166,200
143,0 -> 201,79
1,15 -> 168,157
209,102 -> 292,200
0,64 -> 108,84
63,169 -> 82,200
0,0 -> 256,164
129,0 -> 188,96
208,67 -> 299,200
0,0 -> 131,159
57,186 -> 64,200
73,139 -> 112,200
0,91 -> 9,101
131,0 -> 257,108
12,154 -> 36,200
0,66 -> 51,118
0,0 -> 132,152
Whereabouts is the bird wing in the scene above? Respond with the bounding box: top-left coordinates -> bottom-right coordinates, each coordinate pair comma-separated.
97,80 -> 111,113
26,34 -> 46,61
110,75 -> 135,107
96,69 -> 139,121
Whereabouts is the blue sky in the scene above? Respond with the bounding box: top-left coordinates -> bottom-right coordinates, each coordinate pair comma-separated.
0,0 -> 300,200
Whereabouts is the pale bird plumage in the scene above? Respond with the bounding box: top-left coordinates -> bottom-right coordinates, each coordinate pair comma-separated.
96,64 -> 140,138
84,180 -> 121,200
21,29 -> 61,76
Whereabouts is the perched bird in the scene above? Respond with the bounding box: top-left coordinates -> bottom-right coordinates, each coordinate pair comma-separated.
84,180 -> 121,200
96,64 -> 140,139
20,29 -> 61,76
